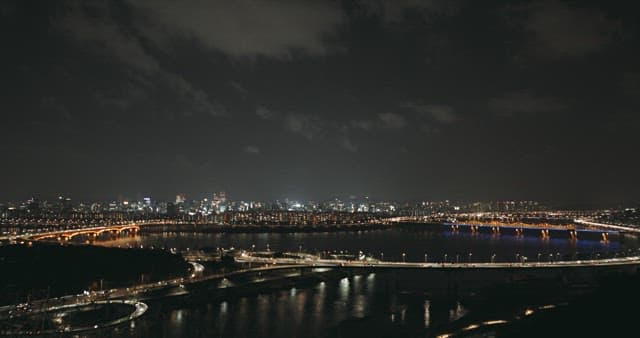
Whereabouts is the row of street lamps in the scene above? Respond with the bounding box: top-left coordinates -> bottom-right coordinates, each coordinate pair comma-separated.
248,243 -> 639,264
383,251 -> 615,263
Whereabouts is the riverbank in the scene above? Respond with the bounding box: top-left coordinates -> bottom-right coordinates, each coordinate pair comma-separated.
139,222 -> 395,234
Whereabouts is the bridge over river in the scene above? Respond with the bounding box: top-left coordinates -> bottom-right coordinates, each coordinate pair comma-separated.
22,224 -> 140,242
235,253 -> 640,270
389,216 -> 640,240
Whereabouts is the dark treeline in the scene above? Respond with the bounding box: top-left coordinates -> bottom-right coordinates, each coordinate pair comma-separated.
0,243 -> 189,305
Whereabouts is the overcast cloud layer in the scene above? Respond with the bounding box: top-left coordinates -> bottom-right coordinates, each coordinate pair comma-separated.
1,0 -> 639,205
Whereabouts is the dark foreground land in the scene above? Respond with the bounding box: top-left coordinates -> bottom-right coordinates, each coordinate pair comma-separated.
498,272 -> 640,337
327,269 -> 640,338
0,243 -> 189,305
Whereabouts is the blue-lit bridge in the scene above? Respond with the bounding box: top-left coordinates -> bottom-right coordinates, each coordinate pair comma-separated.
388,216 -> 640,241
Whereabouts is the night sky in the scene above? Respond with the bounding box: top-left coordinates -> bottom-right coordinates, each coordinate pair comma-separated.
1,0 -> 639,204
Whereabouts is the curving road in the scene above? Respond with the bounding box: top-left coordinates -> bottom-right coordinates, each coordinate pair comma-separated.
574,218 -> 640,233
0,300 -> 147,336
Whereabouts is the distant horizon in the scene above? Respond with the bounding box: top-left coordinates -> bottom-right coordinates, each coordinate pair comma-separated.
1,193 -> 637,209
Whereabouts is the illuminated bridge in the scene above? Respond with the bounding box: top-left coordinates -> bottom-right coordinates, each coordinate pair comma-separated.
235,254 -> 640,271
387,216 -> 638,241
24,224 -> 140,242
227,254 -> 640,297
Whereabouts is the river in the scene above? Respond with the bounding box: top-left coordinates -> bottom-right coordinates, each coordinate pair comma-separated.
100,225 -> 630,262
87,226 -> 638,337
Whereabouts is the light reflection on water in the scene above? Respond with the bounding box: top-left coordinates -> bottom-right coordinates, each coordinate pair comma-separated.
424,300 -> 431,328
145,275 -> 466,338
449,302 -> 467,322
338,277 -> 349,301
256,294 -> 269,333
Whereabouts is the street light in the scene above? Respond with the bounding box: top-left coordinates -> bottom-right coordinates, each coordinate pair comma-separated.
468,253 -> 472,263
444,254 -> 448,263
491,254 -> 496,263
381,252 -> 384,261
402,252 -> 406,263
424,253 -> 428,263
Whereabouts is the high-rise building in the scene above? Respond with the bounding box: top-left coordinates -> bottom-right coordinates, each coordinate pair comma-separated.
166,202 -> 177,217
211,191 -> 227,213
176,193 -> 186,204
27,197 -> 40,215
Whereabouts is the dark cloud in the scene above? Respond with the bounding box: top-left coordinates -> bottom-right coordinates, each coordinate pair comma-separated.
229,81 -> 249,96
378,113 -> 407,129
419,124 -> 440,134
507,0 -> 620,57
402,102 -> 457,124
256,106 -> 277,120
54,0 -> 227,119
621,72 -> 640,98
162,73 -> 228,117
340,136 -> 358,152
131,0 -> 345,59
357,0 -> 460,24
284,113 -> 325,140
350,120 -> 375,131
40,97 -> 71,121
93,80 -> 148,113
243,145 -> 260,154
55,0 -> 159,73
0,1 -> 16,17
489,90 -> 568,116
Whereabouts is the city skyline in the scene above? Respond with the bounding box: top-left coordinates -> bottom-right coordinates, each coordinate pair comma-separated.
0,190 -> 637,209
2,1 -> 639,203
0,192 -> 579,209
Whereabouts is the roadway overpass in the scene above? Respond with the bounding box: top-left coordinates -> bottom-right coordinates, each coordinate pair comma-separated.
235,253 -> 640,271
574,218 -> 640,233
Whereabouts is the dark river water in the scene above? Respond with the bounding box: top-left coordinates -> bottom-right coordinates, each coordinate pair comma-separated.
103,226 -> 629,263
89,227 -> 638,337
